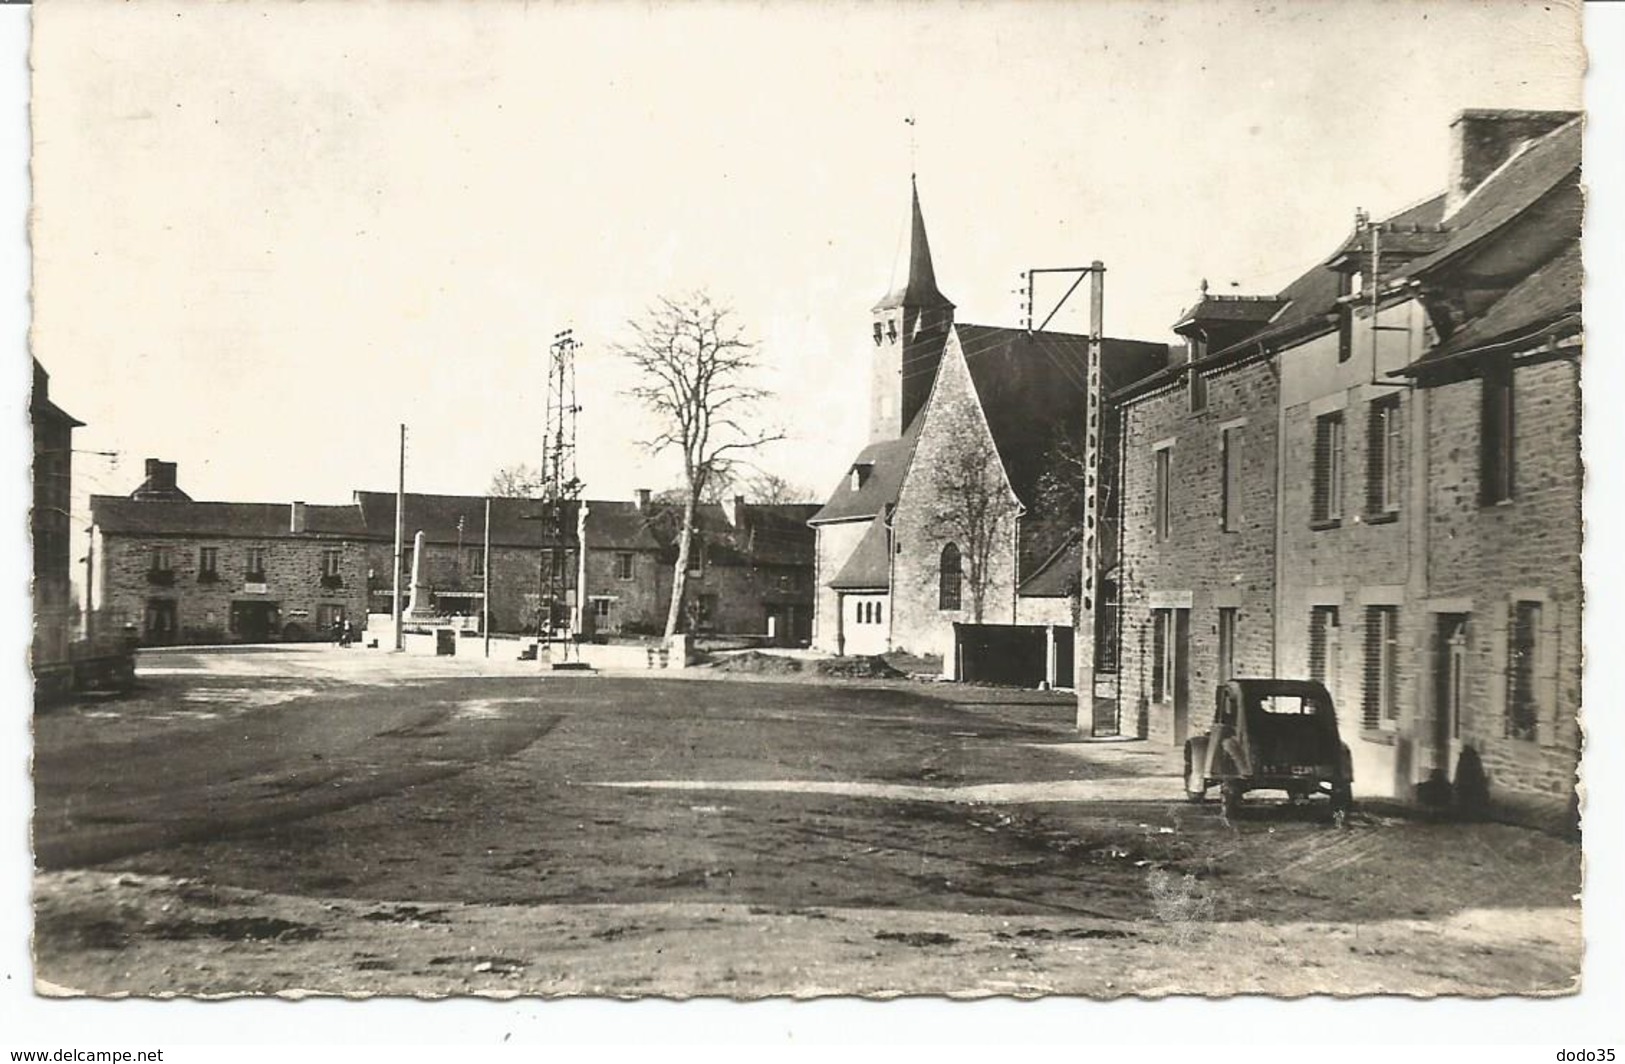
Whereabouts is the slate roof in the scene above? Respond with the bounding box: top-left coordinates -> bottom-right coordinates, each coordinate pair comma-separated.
873,177 -> 954,313
1017,533 -> 1081,598
680,501 -> 818,568
956,324 -> 1170,506
828,517 -> 892,591
31,361 -> 83,429
1403,240 -> 1582,373
1172,295 -> 1288,331
352,492 -> 663,551
90,497 -> 365,539
809,415 -> 923,525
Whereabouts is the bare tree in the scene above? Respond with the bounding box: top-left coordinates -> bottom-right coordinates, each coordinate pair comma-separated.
616,292 -> 784,637
488,463 -> 547,498
741,469 -> 818,505
924,430 -> 1012,624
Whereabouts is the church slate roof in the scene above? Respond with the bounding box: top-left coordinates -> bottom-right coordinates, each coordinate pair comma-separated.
809,414 -> 923,525
828,516 -> 892,591
872,176 -> 954,313
955,324 -> 1169,507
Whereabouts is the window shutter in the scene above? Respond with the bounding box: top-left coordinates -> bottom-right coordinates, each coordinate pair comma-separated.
1151,611 -> 1167,703
1484,603 -> 1506,740
1361,607 -> 1382,730
1537,602 -> 1561,749
1309,609 -> 1326,684
1313,419 -> 1331,522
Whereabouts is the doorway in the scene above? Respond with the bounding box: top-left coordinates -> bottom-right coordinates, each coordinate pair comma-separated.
144,598 -> 178,644
1433,613 -> 1469,773
231,600 -> 281,643
1173,609 -> 1192,744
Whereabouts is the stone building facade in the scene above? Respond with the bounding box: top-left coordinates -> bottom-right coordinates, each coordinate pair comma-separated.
1117,343 -> 1280,747
1113,108 -> 1581,825
91,473 -> 369,645
32,360 -> 83,669
352,492 -> 669,637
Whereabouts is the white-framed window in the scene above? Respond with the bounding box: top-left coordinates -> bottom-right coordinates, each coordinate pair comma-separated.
1361,605 -> 1399,730
245,547 -> 267,579
1153,444 -> 1174,542
321,549 -> 342,577
616,552 -> 634,580
1367,395 -> 1403,517
150,547 -> 172,573
592,597 -> 612,621
467,549 -> 485,577
198,546 -> 218,577
1312,412 -> 1346,525
1151,609 -> 1174,703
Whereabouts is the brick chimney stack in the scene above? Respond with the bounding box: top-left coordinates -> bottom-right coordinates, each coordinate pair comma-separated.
634,488 -> 651,511
290,501 -> 308,534
723,494 -> 746,527
1446,109 -> 1577,219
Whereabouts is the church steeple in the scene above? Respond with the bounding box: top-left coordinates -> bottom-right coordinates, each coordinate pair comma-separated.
874,175 -> 954,315
868,177 -> 955,443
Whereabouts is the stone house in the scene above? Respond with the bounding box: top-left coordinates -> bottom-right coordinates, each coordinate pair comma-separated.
32,360 -> 84,673
1114,291 -> 1288,746
90,462 -> 369,644
1114,108 -> 1580,825
659,496 -> 819,644
1395,111 -> 1582,827
810,178 -> 1168,675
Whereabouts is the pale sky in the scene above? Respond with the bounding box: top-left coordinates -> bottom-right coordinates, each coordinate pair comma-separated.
31,0 -> 1582,520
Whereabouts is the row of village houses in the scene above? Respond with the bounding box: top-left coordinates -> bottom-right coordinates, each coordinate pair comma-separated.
60,105 -> 1579,824
88,460 -> 817,647
807,108 -> 1581,826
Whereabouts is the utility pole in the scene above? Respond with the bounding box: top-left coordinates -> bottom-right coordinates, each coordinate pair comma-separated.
1020,261 -> 1109,734
1078,261 -> 1106,735
392,423 -> 406,652
482,495 -> 492,659
538,328 -> 583,651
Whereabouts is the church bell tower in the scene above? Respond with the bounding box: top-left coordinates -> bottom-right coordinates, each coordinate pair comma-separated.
869,176 -> 954,442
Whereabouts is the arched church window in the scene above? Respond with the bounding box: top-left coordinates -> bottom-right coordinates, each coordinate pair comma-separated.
939,543 -> 962,611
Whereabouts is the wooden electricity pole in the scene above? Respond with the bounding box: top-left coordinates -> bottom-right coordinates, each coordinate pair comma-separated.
392,423 -> 405,652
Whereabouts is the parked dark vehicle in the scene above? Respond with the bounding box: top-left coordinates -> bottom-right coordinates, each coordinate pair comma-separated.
1184,679 -> 1354,822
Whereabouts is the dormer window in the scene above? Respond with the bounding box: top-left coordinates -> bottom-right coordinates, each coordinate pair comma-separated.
887,318 -> 899,343
850,462 -> 874,491
873,322 -> 884,346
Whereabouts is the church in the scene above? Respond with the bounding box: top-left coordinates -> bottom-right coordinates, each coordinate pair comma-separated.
808,180 -> 1170,682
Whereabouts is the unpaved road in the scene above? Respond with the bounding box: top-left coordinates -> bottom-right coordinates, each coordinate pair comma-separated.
32,647 -> 1582,998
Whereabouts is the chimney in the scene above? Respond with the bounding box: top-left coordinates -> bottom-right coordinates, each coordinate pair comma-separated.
634,488 -> 651,511
290,501 -> 307,534
1446,109 -> 1576,219
724,494 -> 746,527
132,458 -> 183,500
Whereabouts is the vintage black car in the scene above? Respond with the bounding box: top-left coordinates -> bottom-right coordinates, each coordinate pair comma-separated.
1183,679 -> 1354,821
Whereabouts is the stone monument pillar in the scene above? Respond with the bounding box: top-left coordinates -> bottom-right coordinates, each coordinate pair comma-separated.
405,529 -> 430,619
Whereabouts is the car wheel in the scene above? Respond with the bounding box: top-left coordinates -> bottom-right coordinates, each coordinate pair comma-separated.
1329,783 -> 1353,827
